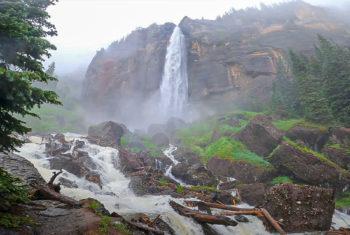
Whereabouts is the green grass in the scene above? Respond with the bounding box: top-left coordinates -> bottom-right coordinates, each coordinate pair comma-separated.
284,138 -> 345,171
113,223 -> 131,235
99,216 -> 112,234
0,213 -> 35,229
271,176 -> 294,185
203,137 -> 271,167
176,185 -> 185,194
273,119 -> 303,131
159,177 -> 171,187
142,137 -> 162,157
336,192 -> 350,209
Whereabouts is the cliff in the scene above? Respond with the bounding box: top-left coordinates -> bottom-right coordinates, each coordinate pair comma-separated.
82,1 -> 350,125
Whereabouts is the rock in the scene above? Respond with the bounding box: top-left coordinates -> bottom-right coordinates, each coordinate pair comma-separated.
87,121 -> 129,147
236,115 -> 284,157
171,162 -> 218,186
330,127 -> 350,146
148,123 -> 166,136
234,215 -> 249,223
173,147 -> 201,165
58,177 -> 78,188
263,184 -> 335,233
210,191 -> 235,205
166,117 -> 186,133
39,207 -> 71,217
217,180 -> 237,190
0,152 -> 46,188
269,141 -> 350,191
151,132 -> 170,147
237,183 -> 267,206
323,147 -> 350,170
119,149 -> 144,173
85,173 -> 102,188
286,125 -> 330,151
207,157 -> 276,183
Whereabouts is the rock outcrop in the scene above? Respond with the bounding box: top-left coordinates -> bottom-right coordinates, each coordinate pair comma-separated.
82,1 -> 350,123
236,115 -> 284,157
269,141 -> 350,191
263,184 -> 335,233
87,121 -> 129,148
207,157 -> 276,183
171,163 -> 218,186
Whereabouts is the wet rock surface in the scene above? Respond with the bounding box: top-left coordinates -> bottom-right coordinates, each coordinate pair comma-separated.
263,184 -> 335,233
87,121 -> 129,148
0,152 -> 46,188
236,115 -> 284,157
171,162 -> 218,186
269,142 -> 350,191
236,183 -> 268,206
207,157 -> 276,183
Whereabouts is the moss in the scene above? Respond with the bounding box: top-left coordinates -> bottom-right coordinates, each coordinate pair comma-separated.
89,200 -> 103,215
336,192 -> 350,209
190,185 -> 218,192
203,137 -> 271,168
284,137 -> 345,171
159,177 -> 170,187
142,137 -> 162,157
176,185 -> 185,194
99,216 -> 112,234
0,213 -> 35,229
113,222 -> 131,235
120,136 -> 128,147
271,176 -> 294,185
273,119 -> 303,131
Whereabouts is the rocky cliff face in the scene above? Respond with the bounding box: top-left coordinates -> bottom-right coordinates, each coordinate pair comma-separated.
82,1 -> 350,125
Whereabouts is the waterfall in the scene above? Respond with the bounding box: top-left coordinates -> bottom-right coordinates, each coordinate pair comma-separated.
160,26 -> 188,118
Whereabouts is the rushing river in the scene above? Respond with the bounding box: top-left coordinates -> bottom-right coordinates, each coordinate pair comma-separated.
17,134 -> 350,235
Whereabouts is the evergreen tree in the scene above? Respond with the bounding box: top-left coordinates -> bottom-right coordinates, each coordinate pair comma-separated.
0,0 -> 60,152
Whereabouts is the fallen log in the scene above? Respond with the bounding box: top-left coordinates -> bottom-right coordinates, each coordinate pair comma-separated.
31,182 -> 80,207
218,210 -> 263,217
261,208 -> 286,235
123,219 -> 164,235
185,200 -> 253,212
169,200 -> 237,226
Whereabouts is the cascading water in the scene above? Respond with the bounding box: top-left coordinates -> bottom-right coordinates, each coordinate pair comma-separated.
16,135 -> 350,234
160,26 -> 188,118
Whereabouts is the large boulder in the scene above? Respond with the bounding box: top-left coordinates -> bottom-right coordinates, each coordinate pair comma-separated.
269,141 -> 350,191
87,121 -> 129,148
263,184 -> 335,233
171,163 -> 218,186
0,152 -> 46,188
151,133 -> 170,147
323,147 -> 350,171
286,125 -> 330,151
236,183 -> 268,206
207,157 -> 276,183
236,115 -> 284,157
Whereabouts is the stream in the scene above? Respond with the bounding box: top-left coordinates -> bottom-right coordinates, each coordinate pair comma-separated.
17,133 -> 350,235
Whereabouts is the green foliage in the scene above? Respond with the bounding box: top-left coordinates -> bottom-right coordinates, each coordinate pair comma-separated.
0,0 -> 60,152
289,37 -> 350,126
271,176 -> 293,185
113,222 -> 131,235
159,177 -> 170,187
272,119 -> 303,131
120,136 -> 128,147
203,137 -> 271,167
142,137 -> 162,157
0,213 -> 35,229
176,185 -> 185,194
99,216 -> 112,234
271,60 -> 302,117
0,168 -> 29,211
336,192 -> 350,209
89,200 -> 103,215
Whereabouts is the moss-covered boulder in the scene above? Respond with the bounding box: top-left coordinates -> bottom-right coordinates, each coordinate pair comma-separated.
236,115 -> 284,157
269,141 -> 350,191
263,184 -> 335,233
171,163 -> 218,186
207,157 -> 276,183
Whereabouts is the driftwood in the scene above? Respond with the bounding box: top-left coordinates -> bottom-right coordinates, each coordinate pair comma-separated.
185,200 -> 254,212
169,200 -> 237,226
122,218 -> 164,235
32,183 -> 80,207
48,169 -> 63,186
184,200 -> 286,235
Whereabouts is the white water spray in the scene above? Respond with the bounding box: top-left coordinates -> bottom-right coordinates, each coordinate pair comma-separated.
160,26 -> 188,119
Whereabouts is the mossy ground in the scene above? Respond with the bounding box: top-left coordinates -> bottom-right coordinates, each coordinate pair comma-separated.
271,176 -> 294,185
175,111 -> 270,168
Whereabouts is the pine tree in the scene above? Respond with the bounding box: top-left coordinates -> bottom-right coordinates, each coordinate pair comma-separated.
0,0 -> 60,152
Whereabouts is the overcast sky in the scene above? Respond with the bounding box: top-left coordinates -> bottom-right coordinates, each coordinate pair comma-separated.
47,0 -> 349,75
